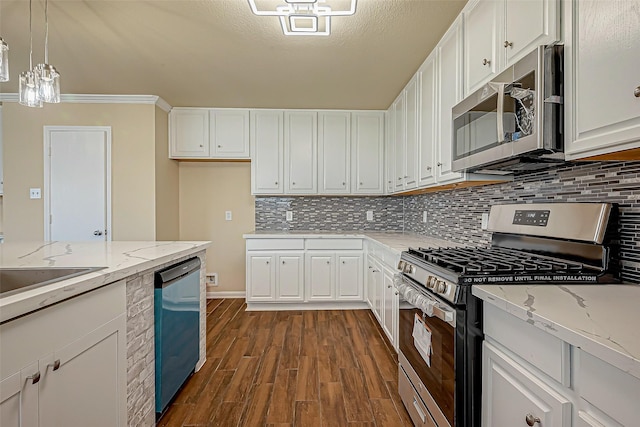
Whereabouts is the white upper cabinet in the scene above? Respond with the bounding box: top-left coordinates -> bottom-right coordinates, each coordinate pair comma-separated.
436,16 -> 464,184
504,0 -> 559,67
170,108 -> 251,159
464,0 -> 502,95
285,111 -> 318,194
209,109 -> 250,158
418,51 -> 437,187
404,75 -> 419,190
251,110 -> 284,195
170,109 -> 210,158
351,112 -> 384,194
565,0 -> 640,160
318,111 -> 351,194
385,107 -> 396,194
393,93 -> 406,191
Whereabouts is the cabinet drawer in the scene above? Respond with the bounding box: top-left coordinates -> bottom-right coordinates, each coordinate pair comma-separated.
484,304 -> 569,385
398,367 -> 437,427
305,239 -> 362,250
246,239 -> 304,251
576,349 -> 640,427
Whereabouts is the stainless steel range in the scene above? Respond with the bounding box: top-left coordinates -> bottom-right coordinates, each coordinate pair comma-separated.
394,203 -> 619,427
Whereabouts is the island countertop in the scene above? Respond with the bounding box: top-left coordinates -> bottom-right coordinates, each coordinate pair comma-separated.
473,283 -> 640,380
0,241 -> 210,323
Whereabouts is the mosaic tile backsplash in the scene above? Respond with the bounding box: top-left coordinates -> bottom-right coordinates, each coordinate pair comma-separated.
255,161 -> 640,283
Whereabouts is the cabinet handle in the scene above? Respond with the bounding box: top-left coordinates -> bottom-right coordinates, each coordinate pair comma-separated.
27,371 -> 41,384
48,359 -> 61,371
482,58 -> 490,66
397,177 -> 402,180
525,414 -> 541,426
437,162 -> 443,166
635,86 -> 640,97
504,40 -> 513,48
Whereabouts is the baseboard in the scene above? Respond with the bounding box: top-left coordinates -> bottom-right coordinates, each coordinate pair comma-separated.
246,301 -> 370,311
206,291 -> 246,299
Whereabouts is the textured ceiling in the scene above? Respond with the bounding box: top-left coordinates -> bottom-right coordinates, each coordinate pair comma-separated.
0,0 -> 466,109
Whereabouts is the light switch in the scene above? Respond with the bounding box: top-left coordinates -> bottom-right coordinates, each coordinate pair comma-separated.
30,188 -> 41,199
286,211 -> 293,221
366,211 -> 374,221
225,211 -> 232,221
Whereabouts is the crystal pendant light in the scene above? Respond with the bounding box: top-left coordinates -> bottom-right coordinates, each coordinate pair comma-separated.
0,37 -> 8,82
35,0 -> 60,103
18,0 -> 42,107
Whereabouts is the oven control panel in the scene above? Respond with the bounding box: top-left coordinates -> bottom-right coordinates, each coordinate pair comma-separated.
512,209 -> 550,226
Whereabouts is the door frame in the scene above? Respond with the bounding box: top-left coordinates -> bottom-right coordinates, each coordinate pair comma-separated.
43,126 -> 112,241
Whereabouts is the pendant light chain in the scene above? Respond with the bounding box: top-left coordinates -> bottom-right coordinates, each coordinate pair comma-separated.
44,0 -> 49,64
29,0 -> 33,70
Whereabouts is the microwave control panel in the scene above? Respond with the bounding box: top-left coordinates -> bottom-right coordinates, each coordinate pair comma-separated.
512,210 -> 550,226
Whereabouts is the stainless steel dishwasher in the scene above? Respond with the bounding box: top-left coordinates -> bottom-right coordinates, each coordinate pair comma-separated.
154,257 -> 201,416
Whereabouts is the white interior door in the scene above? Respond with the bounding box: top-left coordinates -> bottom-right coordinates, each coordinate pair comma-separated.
45,127 -> 111,241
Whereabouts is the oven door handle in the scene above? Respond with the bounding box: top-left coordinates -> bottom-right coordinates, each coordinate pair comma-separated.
394,274 -> 456,326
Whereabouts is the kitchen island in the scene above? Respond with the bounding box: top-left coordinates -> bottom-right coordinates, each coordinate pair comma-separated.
0,240 -> 210,427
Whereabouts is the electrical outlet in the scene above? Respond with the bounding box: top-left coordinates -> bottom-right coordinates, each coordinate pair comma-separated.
206,273 -> 218,286
225,211 -> 232,221
30,188 -> 41,199
286,211 -> 293,221
481,213 -> 490,230
423,211 -> 428,223
366,210 -> 374,221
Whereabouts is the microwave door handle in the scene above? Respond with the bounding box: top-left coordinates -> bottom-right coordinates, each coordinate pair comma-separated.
496,82 -> 506,143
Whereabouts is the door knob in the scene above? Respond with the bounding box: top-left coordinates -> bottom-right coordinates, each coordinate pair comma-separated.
93,230 -> 103,236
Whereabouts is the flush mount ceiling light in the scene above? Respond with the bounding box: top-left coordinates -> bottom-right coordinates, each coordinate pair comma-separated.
248,0 -> 357,36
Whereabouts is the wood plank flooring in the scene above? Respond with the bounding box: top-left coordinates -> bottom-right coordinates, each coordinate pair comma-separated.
158,299 -> 413,427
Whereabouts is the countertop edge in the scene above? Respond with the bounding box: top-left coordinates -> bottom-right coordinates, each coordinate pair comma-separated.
472,285 -> 640,381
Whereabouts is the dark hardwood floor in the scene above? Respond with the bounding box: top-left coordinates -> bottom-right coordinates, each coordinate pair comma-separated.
158,299 -> 413,427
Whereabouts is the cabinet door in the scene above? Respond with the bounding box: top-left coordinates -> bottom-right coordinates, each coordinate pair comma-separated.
285,111 -> 317,194
385,107 -> 396,194
404,76 -> 419,190
352,112 -> 384,194
276,253 -> 304,301
365,256 -> 376,308
566,0 -> 640,159
482,342 -> 571,427
436,17 -> 465,184
0,363 -> 39,427
39,316 -> 126,427
382,268 -> 395,344
306,253 -> 335,301
418,52 -> 437,187
372,261 -> 383,323
210,109 -> 250,158
170,109 -> 209,158
251,110 -> 284,194
318,112 -> 350,194
393,94 -> 406,191
336,253 -> 363,300
464,0 -> 502,94
247,254 -> 276,301
504,0 -> 559,66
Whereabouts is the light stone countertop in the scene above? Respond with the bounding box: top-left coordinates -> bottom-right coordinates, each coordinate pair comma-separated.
0,241 -> 210,323
243,230 -> 464,253
473,284 -> 640,380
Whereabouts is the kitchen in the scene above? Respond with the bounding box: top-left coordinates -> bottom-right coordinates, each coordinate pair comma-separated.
0,0 -> 639,426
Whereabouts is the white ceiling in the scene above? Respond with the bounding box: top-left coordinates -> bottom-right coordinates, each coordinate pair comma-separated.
0,0 -> 466,109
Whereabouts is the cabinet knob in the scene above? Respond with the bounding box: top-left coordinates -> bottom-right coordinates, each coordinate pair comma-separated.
218,145 -> 222,148
27,371 -> 41,384
482,58 -> 491,66
48,359 -> 61,371
342,260 -> 345,264
437,162 -> 443,167
397,177 -> 402,180
525,414 -> 541,426
504,40 -> 513,48
199,144 -> 203,147
635,86 -> 640,97
282,260 -> 285,264
266,261 -> 269,265
93,230 -> 103,236
359,182 -> 363,185
404,175 -> 409,178
342,182 -> 346,186
395,291 -> 399,295
387,285 -> 392,288
275,181 -> 278,185
426,166 -> 432,171
292,182 -> 296,185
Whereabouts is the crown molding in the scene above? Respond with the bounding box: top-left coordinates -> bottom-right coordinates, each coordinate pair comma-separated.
0,93 -> 172,112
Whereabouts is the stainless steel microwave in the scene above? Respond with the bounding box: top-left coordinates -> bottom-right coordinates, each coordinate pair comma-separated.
451,45 -> 564,174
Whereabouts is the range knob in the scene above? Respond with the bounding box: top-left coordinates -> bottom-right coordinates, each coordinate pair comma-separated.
434,281 -> 447,294
426,276 -> 437,289
398,260 -> 406,271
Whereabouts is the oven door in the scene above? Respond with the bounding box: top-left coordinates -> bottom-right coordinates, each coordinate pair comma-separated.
395,274 -> 456,427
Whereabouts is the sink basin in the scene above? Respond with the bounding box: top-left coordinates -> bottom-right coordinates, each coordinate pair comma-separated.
0,267 -> 106,297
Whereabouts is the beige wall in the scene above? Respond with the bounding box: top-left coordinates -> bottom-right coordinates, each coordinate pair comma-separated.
179,162 -> 254,292
0,197 -> 3,233
3,102 -> 157,241
154,106 -> 179,240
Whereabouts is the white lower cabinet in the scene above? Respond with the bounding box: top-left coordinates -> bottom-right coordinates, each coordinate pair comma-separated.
336,253 -> 363,300
247,253 -> 276,301
0,282 -> 127,427
306,251 -> 364,302
382,267 -> 399,348
482,342 -> 571,427
306,253 -> 335,301
247,251 -> 304,302
276,253 -> 304,301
